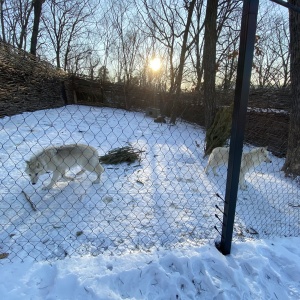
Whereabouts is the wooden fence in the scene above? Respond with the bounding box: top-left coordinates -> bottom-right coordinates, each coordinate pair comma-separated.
0,40 -> 291,157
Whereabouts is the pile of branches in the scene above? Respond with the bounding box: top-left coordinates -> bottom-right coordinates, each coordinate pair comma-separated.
99,145 -> 142,165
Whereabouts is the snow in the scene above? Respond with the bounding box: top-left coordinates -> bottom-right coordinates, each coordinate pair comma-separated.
0,238 -> 300,299
0,105 -> 300,299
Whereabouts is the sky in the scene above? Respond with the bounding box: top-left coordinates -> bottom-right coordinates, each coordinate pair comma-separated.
0,105 -> 299,299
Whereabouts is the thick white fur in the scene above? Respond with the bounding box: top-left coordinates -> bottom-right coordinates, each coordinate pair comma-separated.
204,147 -> 271,189
25,144 -> 104,190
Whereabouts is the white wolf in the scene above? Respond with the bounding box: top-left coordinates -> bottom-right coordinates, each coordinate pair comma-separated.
25,144 -> 104,190
204,146 -> 271,190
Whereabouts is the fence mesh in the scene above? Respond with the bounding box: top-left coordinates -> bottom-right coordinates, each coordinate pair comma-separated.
1,102 -> 299,262
1,105 -> 223,262
1,44 -> 300,263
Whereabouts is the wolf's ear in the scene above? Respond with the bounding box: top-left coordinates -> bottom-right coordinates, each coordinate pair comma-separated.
25,160 -> 29,164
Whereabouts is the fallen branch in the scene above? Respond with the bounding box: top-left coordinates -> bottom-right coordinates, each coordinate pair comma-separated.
21,190 -> 37,211
99,145 -> 143,165
288,203 -> 300,208
0,253 -> 9,260
246,227 -> 259,235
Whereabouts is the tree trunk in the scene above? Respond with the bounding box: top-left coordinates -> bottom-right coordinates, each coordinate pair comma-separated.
194,0 -> 205,91
282,0 -> 300,176
203,0 -> 218,130
169,0 -> 196,124
18,2 -> 34,50
0,0 -> 6,42
30,0 -> 44,56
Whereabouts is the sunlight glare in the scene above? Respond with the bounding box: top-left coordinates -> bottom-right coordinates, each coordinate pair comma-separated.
149,57 -> 161,72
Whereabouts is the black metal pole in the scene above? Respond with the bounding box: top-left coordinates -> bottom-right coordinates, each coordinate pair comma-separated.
217,0 -> 259,255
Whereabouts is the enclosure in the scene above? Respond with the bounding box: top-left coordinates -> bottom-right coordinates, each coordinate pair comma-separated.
1,99 -> 299,262
0,0 -> 300,263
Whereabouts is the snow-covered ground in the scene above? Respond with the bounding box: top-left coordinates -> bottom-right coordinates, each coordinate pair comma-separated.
0,237 -> 300,299
0,238 -> 300,300
0,105 -> 299,299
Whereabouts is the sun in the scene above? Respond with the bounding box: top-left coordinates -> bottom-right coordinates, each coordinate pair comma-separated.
149,57 -> 161,72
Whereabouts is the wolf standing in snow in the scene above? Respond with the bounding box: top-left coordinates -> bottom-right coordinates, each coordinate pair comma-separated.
25,144 -> 104,190
204,147 -> 271,190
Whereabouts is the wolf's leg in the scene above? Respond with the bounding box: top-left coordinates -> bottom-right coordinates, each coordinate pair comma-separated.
239,183 -> 247,190
85,163 -> 104,184
94,164 -> 105,184
57,168 -> 74,181
239,173 -> 247,190
76,169 -> 86,176
204,163 -> 210,174
62,175 -> 74,181
61,170 -> 74,181
43,170 -> 61,190
212,165 -> 219,176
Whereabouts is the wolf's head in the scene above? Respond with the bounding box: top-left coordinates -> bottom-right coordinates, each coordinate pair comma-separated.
260,147 -> 272,163
25,159 -> 45,185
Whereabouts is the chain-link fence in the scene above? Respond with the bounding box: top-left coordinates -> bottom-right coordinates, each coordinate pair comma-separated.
1,104 -> 224,262
213,0 -> 299,254
1,36 -> 300,263
234,101 -> 298,240
1,97 -> 299,262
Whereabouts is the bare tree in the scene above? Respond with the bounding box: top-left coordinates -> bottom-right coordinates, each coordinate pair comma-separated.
216,4 -> 242,90
42,0 -> 97,70
282,0 -> 300,176
15,0 -> 33,49
30,0 -> 45,55
169,0 -> 196,123
252,8 -> 290,88
87,53 -> 101,80
104,0 -> 146,107
173,0 -> 197,94
189,0 -> 205,91
0,0 -> 34,49
94,17 -> 114,82
66,47 -> 93,75
138,0 -> 177,92
138,0 -> 196,123
139,1 -> 196,93
0,0 -> 6,42
270,15 -> 290,87
203,0 -> 218,130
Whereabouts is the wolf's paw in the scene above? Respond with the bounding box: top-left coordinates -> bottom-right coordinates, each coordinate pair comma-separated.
42,185 -> 53,190
240,184 -> 248,190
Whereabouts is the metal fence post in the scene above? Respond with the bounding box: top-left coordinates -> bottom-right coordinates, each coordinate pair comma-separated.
217,0 -> 259,255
